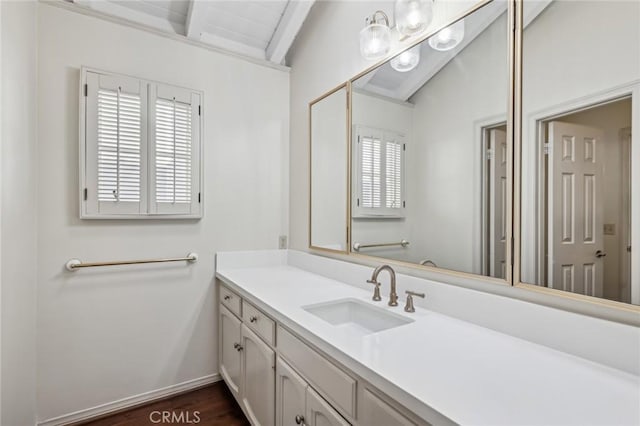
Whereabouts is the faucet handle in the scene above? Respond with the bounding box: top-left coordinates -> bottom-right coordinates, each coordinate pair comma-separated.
367,279 -> 382,301
404,290 -> 425,313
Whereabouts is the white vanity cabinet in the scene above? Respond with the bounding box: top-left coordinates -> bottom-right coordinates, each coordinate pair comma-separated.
218,283 -> 429,426
241,324 -> 275,426
276,358 -> 307,426
220,305 -> 242,399
276,358 -> 348,426
306,387 -> 350,426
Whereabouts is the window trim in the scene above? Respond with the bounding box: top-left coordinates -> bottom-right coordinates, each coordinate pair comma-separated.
79,66 -> 204,219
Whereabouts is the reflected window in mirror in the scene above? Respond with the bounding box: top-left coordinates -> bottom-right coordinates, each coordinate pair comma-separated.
353,126 -> 406,218
310,87 -> 349,252
520,0 -> 639,305
350,0 -> 509,278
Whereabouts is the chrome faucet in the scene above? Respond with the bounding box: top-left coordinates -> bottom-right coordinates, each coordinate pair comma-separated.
367,265 -> 398,306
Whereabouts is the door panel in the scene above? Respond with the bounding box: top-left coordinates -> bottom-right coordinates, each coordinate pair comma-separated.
220,305 -> 242,399
276,358 -> 307,426
242,324 -> 275,426
548,121 -> 605,296
489,128 -> 508,278
306,387 -> 349,426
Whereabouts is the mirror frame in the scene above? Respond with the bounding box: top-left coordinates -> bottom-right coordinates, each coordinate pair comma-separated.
308,82 -> 352,254
308,0 -> 640,321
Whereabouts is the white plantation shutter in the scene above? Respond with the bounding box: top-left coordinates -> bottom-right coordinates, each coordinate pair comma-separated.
97,89 -> 142,202
385,139 -> 402,209
85,71 -> 147,215
149,84 -> 201,215
354,126 -> 405,217
82,68 -> 202,218
361,135 -> 382,208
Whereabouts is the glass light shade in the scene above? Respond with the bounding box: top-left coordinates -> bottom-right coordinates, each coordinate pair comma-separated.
360,23 -> 392,60
395,0 -> 433,36
428,19 -> 465,51
390,45 -> 420,72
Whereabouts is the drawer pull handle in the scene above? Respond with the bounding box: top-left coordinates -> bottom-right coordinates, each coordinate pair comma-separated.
250,316 -> 258,323
223,295 -> 231,301
295,415 -> 306,425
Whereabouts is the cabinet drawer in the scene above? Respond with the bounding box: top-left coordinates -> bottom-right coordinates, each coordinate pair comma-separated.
360,387 -> 419,426
243,301 -> 275,346
220,285 -> 242,317
277,326 -> 356,419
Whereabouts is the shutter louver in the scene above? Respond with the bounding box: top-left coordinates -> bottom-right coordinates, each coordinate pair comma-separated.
97,88 -> 141,202
155,98 -> 192,205
385,141 -> 402,209
361,136 -> 382,208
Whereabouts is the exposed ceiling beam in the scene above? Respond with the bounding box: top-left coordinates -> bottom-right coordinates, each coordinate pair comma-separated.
266,0 -> 315,65
73,0 -> 184,35
185,0 -> 210,40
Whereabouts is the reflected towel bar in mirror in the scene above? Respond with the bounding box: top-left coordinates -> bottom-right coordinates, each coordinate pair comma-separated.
353,240 -> 409,251
65,253 -> 198,271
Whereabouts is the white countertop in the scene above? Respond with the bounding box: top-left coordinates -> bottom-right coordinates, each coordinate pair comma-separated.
216,260 -> 640,425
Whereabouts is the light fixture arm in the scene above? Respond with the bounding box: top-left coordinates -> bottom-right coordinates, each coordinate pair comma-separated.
366,10 -> 391,27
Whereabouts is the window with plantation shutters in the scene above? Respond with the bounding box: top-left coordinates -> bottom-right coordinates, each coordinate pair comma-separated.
81,68 -> 202,218
353,126 -> 406,218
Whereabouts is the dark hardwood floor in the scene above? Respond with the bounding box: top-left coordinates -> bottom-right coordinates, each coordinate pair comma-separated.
79,382 -> 249,426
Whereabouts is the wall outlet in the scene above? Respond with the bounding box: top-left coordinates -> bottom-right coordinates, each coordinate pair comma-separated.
603,224 -> 616,236
278,235 -> 288,249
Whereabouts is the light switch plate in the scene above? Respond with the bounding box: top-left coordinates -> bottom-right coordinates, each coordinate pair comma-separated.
604,224 -> 616,235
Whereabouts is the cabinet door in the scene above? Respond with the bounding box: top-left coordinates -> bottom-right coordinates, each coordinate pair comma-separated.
276,358 -> 307,426
359,387 -> 417,426
220,305 -> 242,399
242,324 -> 275,426
306,387 -> 350,426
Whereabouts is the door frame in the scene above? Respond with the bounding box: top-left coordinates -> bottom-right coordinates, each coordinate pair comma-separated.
521,80 -> 639,301
476,115 -> 508,277
620,127 -> 632,303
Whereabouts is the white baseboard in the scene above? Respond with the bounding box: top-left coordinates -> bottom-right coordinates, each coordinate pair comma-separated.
38,373 -> 222,426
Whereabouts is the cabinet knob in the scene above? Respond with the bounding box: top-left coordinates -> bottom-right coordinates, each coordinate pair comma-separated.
250,316 -> 258,323
295,415 -> 306,425
233,343 -> 239,349
236,344 -> 244,352
223,295 -> 231,301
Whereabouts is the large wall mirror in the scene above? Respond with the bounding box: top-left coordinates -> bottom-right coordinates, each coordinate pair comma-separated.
350,0 -> 510,279
310,85 -> 349,252
521,0 -> 640,305
519,0 -> 640,306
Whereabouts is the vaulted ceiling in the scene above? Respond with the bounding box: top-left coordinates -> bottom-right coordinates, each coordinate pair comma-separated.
69,0 -> 315,65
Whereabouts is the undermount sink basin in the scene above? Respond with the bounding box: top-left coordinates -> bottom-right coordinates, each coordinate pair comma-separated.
302,298 -> 414,336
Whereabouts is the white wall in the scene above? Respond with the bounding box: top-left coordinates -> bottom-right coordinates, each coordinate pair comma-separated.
408,13 -> 507,274
36,3 -> 289,422
1,1 -> 38,425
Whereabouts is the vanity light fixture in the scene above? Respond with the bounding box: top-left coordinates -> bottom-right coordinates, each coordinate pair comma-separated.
395,0 -> 433,36
390,45 -> 421,72
428,19 -> 465,51
359,10 -> 392,60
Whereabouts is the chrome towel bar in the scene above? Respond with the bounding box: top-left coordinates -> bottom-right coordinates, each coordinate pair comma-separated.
65,253 -> 198,271
353,240 -> 409,251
